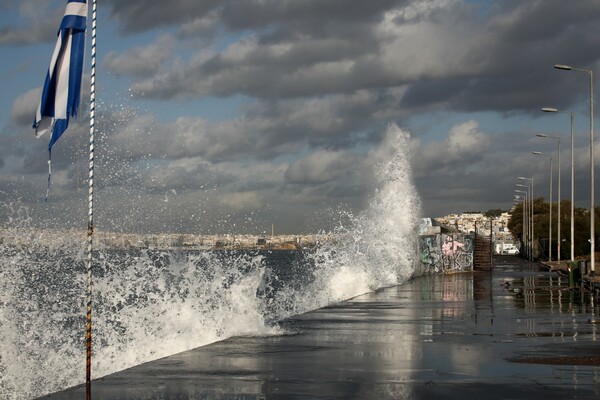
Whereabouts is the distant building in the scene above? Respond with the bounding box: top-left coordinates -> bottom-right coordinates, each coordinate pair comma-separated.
434,211 -> 518,254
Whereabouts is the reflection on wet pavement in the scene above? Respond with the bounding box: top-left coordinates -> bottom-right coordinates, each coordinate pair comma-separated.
44,256 -> 600,399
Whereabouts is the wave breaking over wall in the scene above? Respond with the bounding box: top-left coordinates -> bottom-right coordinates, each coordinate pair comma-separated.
0,123 -> 421,399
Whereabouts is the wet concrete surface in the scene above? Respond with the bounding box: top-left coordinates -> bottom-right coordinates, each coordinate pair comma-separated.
43,256 -> 600,399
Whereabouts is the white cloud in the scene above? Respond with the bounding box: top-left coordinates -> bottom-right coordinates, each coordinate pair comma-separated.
103,35 -> 176,78
10,88 -> 40,126
222,190 -> 263,210
0,1 -> 62,45
285,150 -> 357,185
413,120 -> 491,176
2,0 -> 600,231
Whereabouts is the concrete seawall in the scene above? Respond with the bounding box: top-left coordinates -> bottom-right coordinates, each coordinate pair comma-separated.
42,256 -> 600,400
416,232 -> 474,275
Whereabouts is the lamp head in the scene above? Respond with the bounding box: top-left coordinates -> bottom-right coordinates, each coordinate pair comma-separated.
554,64 -> 572,70
536,133 -> 548,138
531,151 -> 542,155
541,107 -> 558,113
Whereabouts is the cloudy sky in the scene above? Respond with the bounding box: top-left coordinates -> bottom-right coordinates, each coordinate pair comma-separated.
0,0 -> 599,234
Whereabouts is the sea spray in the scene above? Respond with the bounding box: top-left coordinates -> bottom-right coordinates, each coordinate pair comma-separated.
0,225 -> 87,399
264,123 -> 422,318
0,123 -> 421,399
0,239 -> 276,399
91,249 -> 274,373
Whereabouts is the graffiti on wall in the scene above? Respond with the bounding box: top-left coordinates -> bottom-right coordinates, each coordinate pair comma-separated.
420,235 -> 442,273
441,234 -> 473,271
419,233 -> 473,273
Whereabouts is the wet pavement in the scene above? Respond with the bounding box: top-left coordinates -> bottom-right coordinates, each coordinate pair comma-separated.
43,256 -> 600,399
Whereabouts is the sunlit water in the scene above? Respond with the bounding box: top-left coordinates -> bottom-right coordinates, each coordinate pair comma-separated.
0,124 -> 421,399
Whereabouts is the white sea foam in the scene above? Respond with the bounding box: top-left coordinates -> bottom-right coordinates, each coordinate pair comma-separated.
0,123 -> 421,399
267,124 -> 422,318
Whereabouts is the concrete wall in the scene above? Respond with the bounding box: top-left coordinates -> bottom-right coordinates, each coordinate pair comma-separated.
417,233 -> 474,274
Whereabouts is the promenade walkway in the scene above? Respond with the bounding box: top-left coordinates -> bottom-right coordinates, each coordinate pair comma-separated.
44,256 -> 599,399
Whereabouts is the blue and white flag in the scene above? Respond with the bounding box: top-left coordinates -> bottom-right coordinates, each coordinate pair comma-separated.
33,0 -> 87,151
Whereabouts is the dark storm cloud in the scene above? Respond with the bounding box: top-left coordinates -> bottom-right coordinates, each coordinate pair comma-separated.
3,0 -> 600,232
3,0 -> 600,115
489,0 -> 600,43
116,1 -> 409,99
411,118 -> 599,217
112,0 -> 600,116
238,92 -> 393,152
103,0 -> 400,33
104,0 -> 223,33
92,90 -> 398,167
129,39 -> 390,100
400,71 -> 583,113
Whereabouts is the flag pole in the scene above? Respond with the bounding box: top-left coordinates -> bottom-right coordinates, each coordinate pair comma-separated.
86,0 -> 97,399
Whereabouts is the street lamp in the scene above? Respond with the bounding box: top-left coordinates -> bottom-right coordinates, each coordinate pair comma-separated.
518,176 -> 534,260
515,191 -> 528,258
536,133 -> 562,263
516,183 -> 532,261
532,151 -> 553,261
517,189 -> 530,260
542,107 -> 574,262
515,189 -> 529,258
554,64 -> 594,274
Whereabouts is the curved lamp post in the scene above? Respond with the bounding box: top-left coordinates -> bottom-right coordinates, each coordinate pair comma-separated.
516,183 -> 533,261
542,108 -> 574,262
555,64 -> 594,273
515,193 -> 527,254
532,151 -> 553,261
518,176 -> 534,261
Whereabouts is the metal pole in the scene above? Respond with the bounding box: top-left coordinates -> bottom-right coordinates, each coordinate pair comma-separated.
524,193 -> 529,259
589,69 -> 594,273
525,189 -> 531,260
489,217 -> 493,266
571,112 -> 575,261
555,65 -> 595,270
532,179 -> 534,261
521,184 -> 533,261
549,157 -> 553,261
86,1 -> 97,399
521,196 -> 527,252
557,138 -> 561,264
517,190 -> 529,259
517,184 -> 532,260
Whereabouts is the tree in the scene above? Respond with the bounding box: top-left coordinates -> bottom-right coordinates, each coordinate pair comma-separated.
508,198 -> 597,259
485,208 -> 505,218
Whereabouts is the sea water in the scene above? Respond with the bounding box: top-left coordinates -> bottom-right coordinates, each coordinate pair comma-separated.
0,124 -> 421,399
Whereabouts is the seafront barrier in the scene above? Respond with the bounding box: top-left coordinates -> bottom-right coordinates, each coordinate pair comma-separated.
0,227 -> 332,251
416,232 -> 474,275
39,255 -> 600,400
415,217 -> 475,275
1,225 -> 478,274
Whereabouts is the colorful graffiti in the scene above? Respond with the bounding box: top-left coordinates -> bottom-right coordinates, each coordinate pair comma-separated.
420,235 -> 442,273
419,233 -> 473,273
441,234 -> 473,271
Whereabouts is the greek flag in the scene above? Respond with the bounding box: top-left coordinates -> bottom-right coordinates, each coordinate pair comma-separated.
33,0 -> 87,151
